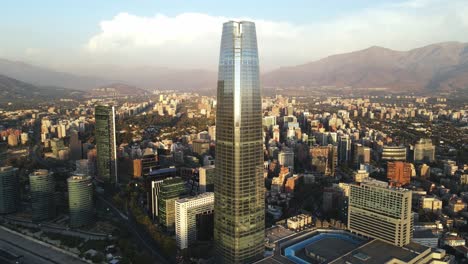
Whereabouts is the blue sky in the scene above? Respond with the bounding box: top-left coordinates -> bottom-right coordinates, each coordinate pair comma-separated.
1,0 -> 468,70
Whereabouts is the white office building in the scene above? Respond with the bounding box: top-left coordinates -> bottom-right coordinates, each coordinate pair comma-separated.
175,192 -> 214,249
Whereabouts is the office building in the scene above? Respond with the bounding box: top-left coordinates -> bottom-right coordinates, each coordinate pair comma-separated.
382,146 -> 407,161
414,138 -> 435,163
148,168 -> 178,220
158,177 -> 187,231
353,143 -> 370,168
278,149 -> 294,169
387,161 -> 412,186
95,105 -> 118,184
348,179 -> 413,247
29,169 -> 56,221
192,139 -> 210,155
338,135 -> 351,164
175,192 -> 214,249
353,165 -> 369,183
214,21 -> 265,263
69,129 -> 82,161
68,175 -> 94,227
0,166 -> 19,214
310,145 -> 338,177
0,142 -> 7,166
419,196 -> 442,213
199,165 -> 215,193
141,149 -> 158,176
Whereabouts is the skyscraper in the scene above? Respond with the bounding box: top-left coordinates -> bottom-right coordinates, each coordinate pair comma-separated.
214,21 -> 265,263
68,174 -> 94,227
29,169 -> 56,222
95,105 -> 118,184
0,142 -> 7,166
348,179 -> 413,247
0,166 -> 19,214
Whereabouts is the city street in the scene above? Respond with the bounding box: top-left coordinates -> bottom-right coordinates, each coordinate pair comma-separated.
0,226 -> 86,264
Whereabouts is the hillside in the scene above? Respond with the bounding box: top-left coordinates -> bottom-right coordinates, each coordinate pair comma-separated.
0,74 -> 83,102
262,42 -> 468,92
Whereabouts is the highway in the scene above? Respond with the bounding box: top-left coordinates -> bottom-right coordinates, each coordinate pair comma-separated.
0,226 -> 87,264
97,194 -> 170,264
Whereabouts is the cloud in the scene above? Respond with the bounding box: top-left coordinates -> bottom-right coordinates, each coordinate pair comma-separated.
25,48 -> 42,56
85,0 -> 468,70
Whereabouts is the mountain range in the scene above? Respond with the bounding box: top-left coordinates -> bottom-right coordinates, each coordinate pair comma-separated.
0,41 -> 467,95
0,74 -> 83,103
262,41 -> 468,92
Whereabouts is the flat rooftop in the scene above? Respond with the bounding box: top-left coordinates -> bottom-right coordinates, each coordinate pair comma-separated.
330,240 -> 430,264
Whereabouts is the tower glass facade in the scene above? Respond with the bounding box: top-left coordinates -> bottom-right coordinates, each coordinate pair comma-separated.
95,105 -> 117,184
214,21 -> 265,263
68,174 -> 94,227
29,169 -> 56,222
0,166 -> 19,214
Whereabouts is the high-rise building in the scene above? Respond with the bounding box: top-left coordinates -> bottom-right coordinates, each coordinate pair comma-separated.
68,175 -> 94,227
199,165 -> 215,193
95,105 -> 118,184
214,21 -> 265,263
158,177 -> 187,231
348,179 -> 413,247
353,143 -> 370,168
387,161 -> 412,186
0,166 -> 19,214
29,169 -> 56,222
413,138 -> 435,163
310,145 -> 338,177
175,192 -> 214,249
338,135 -> 351,164
0,142 -> 7,166
69,129 -> 82,161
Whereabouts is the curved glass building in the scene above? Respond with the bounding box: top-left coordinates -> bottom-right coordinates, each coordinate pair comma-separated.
29,169 -> 56,222
68,174 -> 94,227
0,166 -> 19,214
214,21 -> 265,263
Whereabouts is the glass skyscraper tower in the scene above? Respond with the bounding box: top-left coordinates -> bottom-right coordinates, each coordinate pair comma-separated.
214,21 -> 265,263
95,105 -> 118,184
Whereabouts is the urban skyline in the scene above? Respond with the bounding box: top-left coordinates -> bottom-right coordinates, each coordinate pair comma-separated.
0,5 -> 467,264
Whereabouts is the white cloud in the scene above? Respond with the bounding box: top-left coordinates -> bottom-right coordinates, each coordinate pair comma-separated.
85,0 -> 468,70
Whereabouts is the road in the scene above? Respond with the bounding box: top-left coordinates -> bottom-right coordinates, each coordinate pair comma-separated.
97,194 -> 170,264
0,226 -> 86,264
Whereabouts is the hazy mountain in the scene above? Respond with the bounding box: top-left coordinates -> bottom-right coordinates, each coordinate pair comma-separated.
0,59 -> 109,91
90,83 -> 150,96
262,42 -> 468,92
1,42 -> 467,94
0,59 -> 216,92
68,65 -> 217,92
0,74 -> 83,102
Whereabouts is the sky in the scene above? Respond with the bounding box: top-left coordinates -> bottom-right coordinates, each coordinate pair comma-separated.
1,0 -> 468,71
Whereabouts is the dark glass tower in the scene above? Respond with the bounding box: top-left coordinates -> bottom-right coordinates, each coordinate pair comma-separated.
29,169 -> 56,222
214,21 -> 265,263
95,105 -> 117,184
